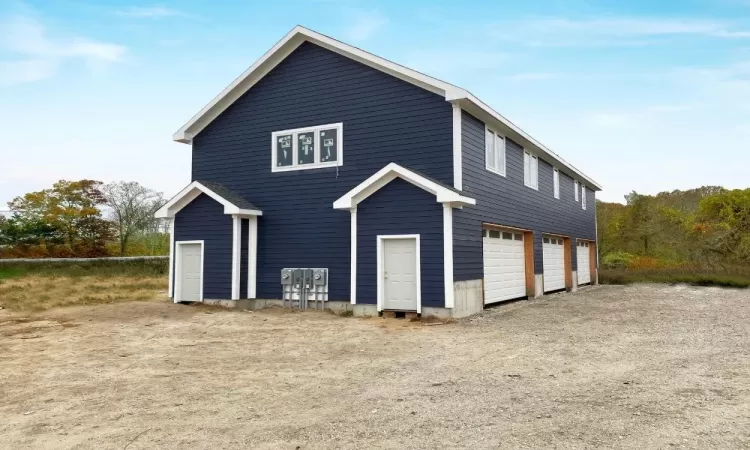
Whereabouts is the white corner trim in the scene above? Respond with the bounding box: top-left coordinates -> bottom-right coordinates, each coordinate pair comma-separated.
155,180 -> 262,219
350,207 -> 357,305
377,234 -> 421,314
333,162 -> 475,210
231,215 -> 241,300
168,219 -> 175,300
247,216 -> 258,299
452,103 -> 462,191
174,240 -> 204,302
443,204 -> 454,309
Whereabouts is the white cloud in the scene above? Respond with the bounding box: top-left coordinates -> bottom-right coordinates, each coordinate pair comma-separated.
581,104 -> 693,130
487,17 -> 750,47
0,16 -> 127,86
504,72 -> 562,81
116,6 -> 182,18
583,111 -> 639,130
404,50 -> 507,77
341,9 -> 388,42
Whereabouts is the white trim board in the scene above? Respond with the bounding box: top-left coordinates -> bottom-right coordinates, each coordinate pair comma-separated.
350,207 -> 357,305
171,25 -> 601,191
174,240 -> 204,303
155,181 -> 262,219
377,234 -> 422,314
247,216 -> 258,299
333,162 -> 475,210
231,215 -> 241,300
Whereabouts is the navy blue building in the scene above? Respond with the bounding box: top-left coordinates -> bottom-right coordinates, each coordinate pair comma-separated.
156,26 -> 602,318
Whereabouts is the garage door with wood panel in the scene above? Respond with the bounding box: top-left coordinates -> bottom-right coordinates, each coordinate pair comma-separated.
543,236 -> 566,292
577,241 -> 592,285
483,229 -> 526,305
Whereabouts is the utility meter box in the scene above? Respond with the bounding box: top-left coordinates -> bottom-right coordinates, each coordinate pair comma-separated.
291,269 -> 303,287
302,269 -> 313,288
313,269 -> 327,286
281,269 -> 293,285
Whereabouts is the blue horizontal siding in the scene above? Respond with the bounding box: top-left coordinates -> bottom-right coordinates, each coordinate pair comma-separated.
455,111 -> 597,280
192,42 -> 453,300
357,178 -> 444,308
174,194 -> 232,299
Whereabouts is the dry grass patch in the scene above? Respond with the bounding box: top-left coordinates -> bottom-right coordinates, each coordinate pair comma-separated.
0,275 -> 167,311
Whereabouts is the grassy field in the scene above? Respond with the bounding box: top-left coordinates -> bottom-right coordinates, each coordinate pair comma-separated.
599,267 -> 750,288
0,259 -> 168,311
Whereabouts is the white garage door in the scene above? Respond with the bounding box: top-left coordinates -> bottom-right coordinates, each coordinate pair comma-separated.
577,241 -> 592,285
483,229 -> 526,305
543,236 -> 566,292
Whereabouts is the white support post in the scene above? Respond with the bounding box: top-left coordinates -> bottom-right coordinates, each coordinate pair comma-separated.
231,215 -> 241,300
452,103 -> 463,191
168,218 -> 175,300
350,207 -> 357,304
248,216 -> 258,299
443,203 -> 455,309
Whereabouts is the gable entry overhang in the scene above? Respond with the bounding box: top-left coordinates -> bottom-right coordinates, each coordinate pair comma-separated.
171,25 -> 602,191
155,180 -> 262,219
333,163 -> 476,210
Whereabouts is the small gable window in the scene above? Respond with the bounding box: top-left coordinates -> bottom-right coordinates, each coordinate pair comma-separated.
272,123 -> 343,172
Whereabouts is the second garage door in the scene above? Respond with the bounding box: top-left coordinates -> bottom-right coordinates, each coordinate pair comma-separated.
543,236 -> 566,292
577,241 -> 592,285
483,229 -> 526,305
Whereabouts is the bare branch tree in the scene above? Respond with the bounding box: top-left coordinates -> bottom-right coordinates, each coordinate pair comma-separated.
102,182 -> 166,256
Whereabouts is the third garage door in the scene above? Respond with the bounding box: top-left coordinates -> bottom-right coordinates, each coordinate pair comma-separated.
543,236 -> 566,292
483,229 -> 526,305
577,241 -> 592,285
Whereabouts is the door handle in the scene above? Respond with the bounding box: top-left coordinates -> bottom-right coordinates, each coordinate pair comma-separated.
384,272 -> 388,279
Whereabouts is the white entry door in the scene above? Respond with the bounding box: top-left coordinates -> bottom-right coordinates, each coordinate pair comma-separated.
577,241 -> 592,285
483,229 -> 526,305
543,236 -> 566,292
382,237 -> 419,311
177,242 -> 203,302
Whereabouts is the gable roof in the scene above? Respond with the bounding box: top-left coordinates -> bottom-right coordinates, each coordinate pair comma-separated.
155,180 -> 262,219
173,25 -> 602,191
333,163 -> 476,210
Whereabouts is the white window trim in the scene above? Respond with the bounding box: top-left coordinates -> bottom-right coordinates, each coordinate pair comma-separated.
485,126 -> 507,177
553,168 -> 560,199
523,150 -> 539,190
376,234 -> 422,314
271,122 -> 343,172
174,240 -> 204,303
582,184 -> 587,210
574,180 -> 580,202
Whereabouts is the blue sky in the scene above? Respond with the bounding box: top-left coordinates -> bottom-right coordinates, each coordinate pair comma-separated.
1,0 -> 749,205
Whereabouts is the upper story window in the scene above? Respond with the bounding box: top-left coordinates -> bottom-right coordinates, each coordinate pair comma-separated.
574,180 -> 580,202
485,127 -> 506,176
271,123 -> 343,172
582,184 -> 587,210
523,150 -> 538,190
553,168 -> 560,199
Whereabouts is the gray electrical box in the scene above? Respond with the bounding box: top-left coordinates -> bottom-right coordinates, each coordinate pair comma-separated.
292,269 -> 303,287
313,269 -> 327,285
281,269 -> 293,285
302,269 -> 313,288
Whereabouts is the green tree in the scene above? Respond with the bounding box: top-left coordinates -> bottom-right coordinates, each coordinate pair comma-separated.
7,180 -> 112,255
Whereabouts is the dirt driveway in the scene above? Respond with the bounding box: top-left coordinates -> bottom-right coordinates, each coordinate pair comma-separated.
1,284 -> 748,449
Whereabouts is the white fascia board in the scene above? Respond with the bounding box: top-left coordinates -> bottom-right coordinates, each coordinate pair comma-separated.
155,181 -> 262,218
333,163 -> 475,209
454,95 -> 603,191
173,26 -> 459,144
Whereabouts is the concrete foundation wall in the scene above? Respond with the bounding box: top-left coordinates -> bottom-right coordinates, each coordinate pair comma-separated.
452,279 -> 484,318
571,271 -> 578,292
203,299 -> 378,317
534,274 -> 544,298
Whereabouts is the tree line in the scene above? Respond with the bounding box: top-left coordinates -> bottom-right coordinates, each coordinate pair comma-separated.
0,180 -> 168,258
597,186 -> 750,269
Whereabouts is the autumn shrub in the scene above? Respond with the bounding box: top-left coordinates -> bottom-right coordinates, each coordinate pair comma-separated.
601,251 -> 635,269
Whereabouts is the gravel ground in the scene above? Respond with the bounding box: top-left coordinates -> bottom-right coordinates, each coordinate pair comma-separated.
1,284 -> 748,449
